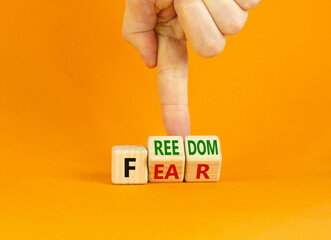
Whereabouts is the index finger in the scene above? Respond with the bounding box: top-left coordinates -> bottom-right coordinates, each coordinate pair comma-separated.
157,26 -> 190,138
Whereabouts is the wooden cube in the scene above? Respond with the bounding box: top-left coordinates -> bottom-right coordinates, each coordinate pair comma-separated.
184,136 -> 222,182
111,145 -> 148,184
147,136 -> 185,183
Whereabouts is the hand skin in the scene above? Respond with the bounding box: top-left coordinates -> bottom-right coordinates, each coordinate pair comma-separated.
122,0 -> 261,138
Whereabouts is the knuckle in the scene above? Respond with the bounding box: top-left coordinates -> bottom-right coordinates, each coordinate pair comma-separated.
240,0 -> 260,10
175,0 -> 197,13
198,38 -> 226,58
158,68 -> 187,81
221,15 -> 247,35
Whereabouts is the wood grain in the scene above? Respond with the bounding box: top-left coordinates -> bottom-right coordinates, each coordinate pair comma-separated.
147,136 -> 185,182
184,136 -> 222,182
111,145 -> 148,184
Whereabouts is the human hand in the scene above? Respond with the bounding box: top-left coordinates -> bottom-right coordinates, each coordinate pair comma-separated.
122,0 -> 261,138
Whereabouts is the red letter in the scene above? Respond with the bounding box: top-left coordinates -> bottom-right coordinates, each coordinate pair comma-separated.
196,164 -> 210,179
165,164 -> 179,179
154,164 -> 164,179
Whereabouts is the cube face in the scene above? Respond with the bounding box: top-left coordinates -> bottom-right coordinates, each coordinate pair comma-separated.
147,136 -> 185,182
184,136 -> 222,182
111,146 -> 148,184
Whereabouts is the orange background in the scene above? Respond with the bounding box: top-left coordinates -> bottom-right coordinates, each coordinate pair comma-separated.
1,0 -> 331,239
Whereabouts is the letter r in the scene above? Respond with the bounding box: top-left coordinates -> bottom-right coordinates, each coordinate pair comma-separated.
196,164 -> 210,179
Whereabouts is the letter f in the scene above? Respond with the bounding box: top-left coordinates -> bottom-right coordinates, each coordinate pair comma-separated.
124,158 -> 136,177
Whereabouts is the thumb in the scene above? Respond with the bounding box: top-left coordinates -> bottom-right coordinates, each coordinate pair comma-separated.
122,0 -> 157,68
157,22 -> 190,138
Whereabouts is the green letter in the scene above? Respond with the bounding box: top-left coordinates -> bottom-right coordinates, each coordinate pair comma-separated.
207,140 -> 218,155
172,140 -> 179,155
197,140 -> 206,155
188,140 -> 196,155
164,140 -> 171,155
154,140 -> 163,155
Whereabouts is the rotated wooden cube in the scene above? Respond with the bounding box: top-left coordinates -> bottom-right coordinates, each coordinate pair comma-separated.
111,145 -> 148,184
147,136 -> 185,183
184,136 -> 222,182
